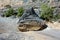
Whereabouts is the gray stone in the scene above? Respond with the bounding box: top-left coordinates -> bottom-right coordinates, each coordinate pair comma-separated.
18,7 -> 47,32
18,7 -> 42,23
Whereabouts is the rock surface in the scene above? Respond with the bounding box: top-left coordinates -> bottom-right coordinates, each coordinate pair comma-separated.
18,7 -> 47,32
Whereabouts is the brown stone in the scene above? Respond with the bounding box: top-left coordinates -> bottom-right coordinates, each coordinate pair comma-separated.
18,21 -> 47,32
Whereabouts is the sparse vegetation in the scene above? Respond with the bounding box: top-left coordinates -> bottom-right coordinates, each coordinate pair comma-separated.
3,7 -> 24,17
4,8 -> 14,17
40,4 -> 54,21
2,4 -> 60,21
17,7 -> 24,17
40,3 -> 60,22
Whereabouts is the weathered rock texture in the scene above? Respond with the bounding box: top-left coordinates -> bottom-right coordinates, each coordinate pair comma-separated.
18,7 -> 47,32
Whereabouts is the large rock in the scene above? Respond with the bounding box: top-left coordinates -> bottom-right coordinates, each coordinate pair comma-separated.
18,7 -> 47,32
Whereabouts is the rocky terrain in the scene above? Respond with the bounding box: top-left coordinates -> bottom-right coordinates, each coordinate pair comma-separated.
0,0 -> 60,40
0,17 -> 60,40
0,0 -> 59,9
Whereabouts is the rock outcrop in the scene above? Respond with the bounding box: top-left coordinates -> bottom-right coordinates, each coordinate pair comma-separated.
18,7 -> 47,32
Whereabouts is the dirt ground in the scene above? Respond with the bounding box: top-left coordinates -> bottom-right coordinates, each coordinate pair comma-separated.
46,22 -> 60,30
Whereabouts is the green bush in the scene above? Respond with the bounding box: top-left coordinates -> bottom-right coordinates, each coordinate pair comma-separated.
4,8 -> 14,17
40,4 -> 54,21
17,7 -> 24,17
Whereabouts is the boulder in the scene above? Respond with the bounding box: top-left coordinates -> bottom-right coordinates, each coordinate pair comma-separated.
18,7 -> 47,32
